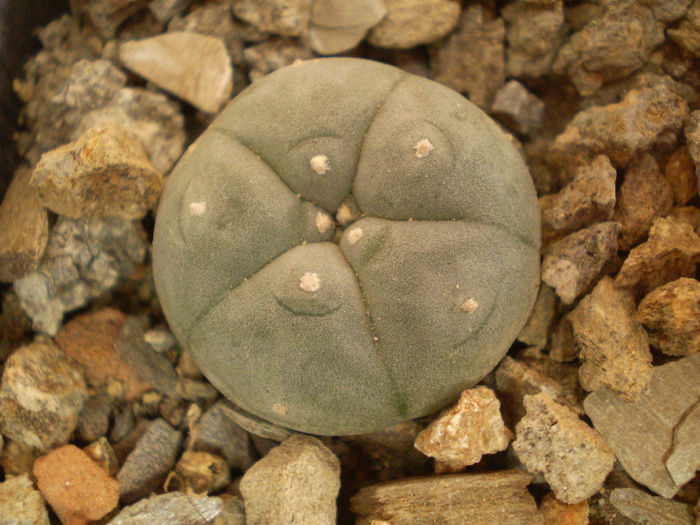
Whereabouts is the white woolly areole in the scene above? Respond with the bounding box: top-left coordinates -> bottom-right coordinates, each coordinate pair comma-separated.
310,154 -> 330,175
189,201 -> 206,216
413,138 -> 434,158
299,272 -> 321,292
461,297 -> 479,314
315,211 -> 332,233
347,227 -> 363,245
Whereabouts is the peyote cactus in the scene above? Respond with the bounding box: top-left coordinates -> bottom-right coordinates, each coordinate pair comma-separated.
153,58 -> 540,435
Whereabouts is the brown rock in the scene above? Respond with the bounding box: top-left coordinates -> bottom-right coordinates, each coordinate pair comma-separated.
351,470 -> 543,524
517,349 -> 585,414
309,0 -> 387,55
0,166 -> 48,282
669,1 -> 700,56
668,206 -> 700,234
615,216 -> 700,296
368,0 -> 460,49
549,316 -> 578,362
172,450 -> 231,494
168,2 -> 242,61
666,146 -> 699,206
120,32 -> 233,113
584,353 -> 700,498
491,80 -> 545,137
0,473 -> 49,525
542,155 -> 617,231
541,221 -> 621,305
539,492 -> 589,525
232,0 -> 311,37
76,394 -> 111,443
79,0 -> 148,39
568,276 -> 652,398
513,392 -> 615,504
610,488 -> 696,525
83,437 -> 119,477
685,109 -> 700,187
517,284 -> 558,350
148,0 -> 190,23
34,444 -> 119,525
1,439 -> 41,477
414,386 -> 512,473
242,38 -> 314,83
429,4 -> 504,109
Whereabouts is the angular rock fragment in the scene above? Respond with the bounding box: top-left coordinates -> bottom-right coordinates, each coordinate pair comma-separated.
0,474 -> 49,525
542,155 -> 616,231
668,206 -> 700,234
665,400 -> 700,488
1,439 -> 41,477
0,340 -> 87,451
491,80 -> 545,137
351,470 -> 543,524
242,38 -> 314,82
172,451 -> 230,494
513,393 -> 614,504
76,394 -> 111,443
549,316 -> 577,362
78,0 -> 148,38
539,493 -> 589,525
610,488 -> 695,525
568,277 -> 652,398
34,444 -> 120,524
240,435 -> 340,525
637,278 -> 700,356
665,146 -> 698,206
109,492 -> 225,525
368,0 -> 460,49
517,284 -> 557,350
117,418 -> 182,503
615,216 -> 700,295
84,437 -> 120,477
429,4 -> 504,109
309,0 -> 386,55
685,110 -> 700,187
541,221 -> 621,305
584,353 -> 700,498
517,349 -> 585,412
414,386 -> 512,473
31,124 -> 162,219
167,2 -> 242,61
120,32 -> 232,113
669,0 -> 700,56
148,0 -> 190,23
232,0 -> 311,37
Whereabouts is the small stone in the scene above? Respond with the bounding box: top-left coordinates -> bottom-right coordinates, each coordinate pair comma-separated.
232,0 -> 311,37
610,488 -> 695,525
117,418 -> 183,503
549,316 -> 578,362
108,492 -> 224,525
351,470 -> 543,524
76,394 -> 111,443
368,0 -> 460,49
517,284 -> 557,349
685,110 -> 700,188
148,0 -> 190,23
168,2 -> 242,61
240,435 -> 340,525
84,437 -> 120,477
0,474 -> 49,525
174,451 -> 230,494
1,440 -> 41,477
669,206 -> 700,234
542,155 -> 616,231
217,401 -> 294,441
513,392 -> 614,504
584,353 -> 700,498
491,80 -> 545,136
0,340 -> 87,451
175,378 -> 218,402
120,32 -> 232,113
614,153 -> 674,250
143,328 -> 177,353
34,444 -> 120,524
539,493 -> 589,525
309,0 -> 387,55
242,39 -> 313,82
668,1 -> 700,56
414,386 -> 512,473
429,4 -> 505,109
568,276 -> 652,398
665,146 -> 698,206
541,221 -> 621,305
667,400 -> 700,488
460,297 -> 478,314
79,0 -> 148,39
637,277 -> 700,356
614,216 -> 700,296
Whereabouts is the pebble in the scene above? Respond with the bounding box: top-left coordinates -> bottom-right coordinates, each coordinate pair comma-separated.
167,2 -> 243,61
117,418 -> 183,503
668,1 -> 700,56
76,393 -> 112,443
665,399 -> 700,489
429,4 -> 504,109
610,488 -> 696,524
148,0 -> 190,23
13,217 -> 147,336
240,434 -> 341,525
308,0 -> 387,55
78,0 -> 148,38
1,439 -> 41,477
541,221 -> 621,305
542,154 -> 616,231
232,0 -> 311,37
172,450 -> 231,494
0,473 -> 50,525
84,437 -> 120,477
548,317 -> 578,362
31,124 -> 162,219
513,392 -> 614,504
120,32 -> 233,113
584,352 -> 700,498
491,80 -> 545,136
414,386 -> 512,473
539,493 -> 589,525
108,492 -> 226,525
34,444 -> 120,524
242,38 -> 313,83
665,146 -> 698,206
517,283 -> 557,350
0,340 -> 87,451
367,0 -> 461,49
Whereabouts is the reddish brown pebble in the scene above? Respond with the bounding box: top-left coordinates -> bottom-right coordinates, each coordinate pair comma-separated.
33,444 -> 119,525
665,146 -> 698,206
539,492 -> 589,525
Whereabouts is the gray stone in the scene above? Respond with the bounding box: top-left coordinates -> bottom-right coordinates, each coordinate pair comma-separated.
0,474 -> 50,525
76,393 -> 111,443
108,492 -> 223,525
610,488 -> 695,525
491,80 -> 545,136
665,399 -> 700,488
309,0 -> 387,55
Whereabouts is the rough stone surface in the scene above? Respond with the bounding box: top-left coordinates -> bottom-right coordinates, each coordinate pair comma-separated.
242,39 -> 314,82
84,437 -> 119,477
517,284 -> 557,350
240,435 -> 341,525
148,0 -> 190,23
665,146 -> 698,206
584,353 -> 700,498
33,444 -> 120,525
610,488 -> 696,525
76,394 -> 111,443
539,493 -> 589,525
613,153 -> 674,250
669,0 -> 700,56
0,473 -> 50,525
414,386 -> 512,473
568,276 -> 653,398
0,340 -> 87,451
542,155 -> 616,231
549,316 -> 578,362
309,0 -> 387,55
513,392 -> 614,504
167,2 -> 242,61
429,4 -> 505,109
13,217 -> 147,336
78,0 -> 148,38
541,221 -> 621,305
108,492 -> 225,525
117,418 -> 183,503
669,206 -> 700,234
1,439 -> 41,477
615,216 -> 700,296
216,399 -> 294,442
351,470 -> 543,524
232,0 -> 312,37
120,32 -> 233,113
172,451 -> 230,494
637,277 -> 700,356
665,399 -> 700,488
491,80 -> 545,137
30,124 -> 162,219
685,110 -> 700,188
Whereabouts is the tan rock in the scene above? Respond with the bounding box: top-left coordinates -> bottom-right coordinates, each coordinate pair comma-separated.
232,0 -> 311,37
491,80 -> 545,136
309,0 -> 387,55
414,386 -> 512,473
242,38 -> 314,83
568,276 -> 652,398
549,316 -> 578,362
685,109 -> 700,188
79,0 -> 147,39
610,488 -> 695,525
120,32 -> 232,113
668,205 -> 700,234
83,437 -> 119,477
665,146 -> 698,206
539,493 -> 589,525
34,444 -> 119,525
0,473 -> 49,525
665,400 -> 700,488
513,393 -> 614,504
517,349 -> 585,415
1,439 -> 41,477
171,451 -> 230,494
517,284 -> 557,349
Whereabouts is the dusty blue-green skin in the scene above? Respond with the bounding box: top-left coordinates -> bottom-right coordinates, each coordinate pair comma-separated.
153,58 -> 540,435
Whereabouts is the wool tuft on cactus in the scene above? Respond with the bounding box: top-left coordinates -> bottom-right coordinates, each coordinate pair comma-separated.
153,58 -> 540,435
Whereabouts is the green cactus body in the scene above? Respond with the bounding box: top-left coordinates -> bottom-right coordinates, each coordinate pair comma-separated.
153,58 -> 540,435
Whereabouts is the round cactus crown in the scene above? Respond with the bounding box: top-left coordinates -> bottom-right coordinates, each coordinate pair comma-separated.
153,58 -> 540,435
